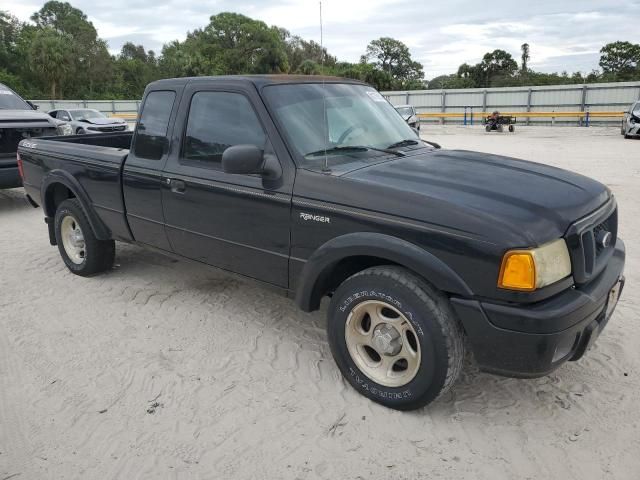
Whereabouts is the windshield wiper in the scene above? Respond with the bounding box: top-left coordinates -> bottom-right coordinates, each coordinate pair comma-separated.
305,145 -> 405,158
386,139 -> 420,149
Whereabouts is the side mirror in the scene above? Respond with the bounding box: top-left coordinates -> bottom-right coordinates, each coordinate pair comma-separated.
222,145 -> 264,175
27,101 -> 39,110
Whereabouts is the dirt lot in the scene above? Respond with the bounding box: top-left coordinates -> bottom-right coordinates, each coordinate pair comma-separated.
1,126 -> 638,479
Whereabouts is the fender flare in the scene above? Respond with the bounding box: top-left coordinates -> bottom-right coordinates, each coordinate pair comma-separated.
294,232 -> 473,312
41,169 -> 111,241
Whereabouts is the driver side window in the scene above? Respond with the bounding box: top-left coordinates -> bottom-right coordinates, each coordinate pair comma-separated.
57,110 -> 71,121
181,91 -> 266,169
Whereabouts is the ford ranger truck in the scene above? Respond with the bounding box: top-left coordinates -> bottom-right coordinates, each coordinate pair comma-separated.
0,83 -> 71,189
17,76 -> 625,410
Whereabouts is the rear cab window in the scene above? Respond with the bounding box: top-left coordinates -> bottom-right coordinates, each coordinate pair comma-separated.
133,90 -> 176,160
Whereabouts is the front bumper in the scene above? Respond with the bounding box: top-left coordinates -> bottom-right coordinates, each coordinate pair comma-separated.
451,239 -> 625,377
0,165 -> 21,189
625,124 -> 640,136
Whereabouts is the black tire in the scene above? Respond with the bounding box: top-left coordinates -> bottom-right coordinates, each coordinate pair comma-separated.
54,199 -> 115,276
327,266 -> 465,410
485,125 -> 491,132
76,128 -> 86,135
508,125 -> 515,132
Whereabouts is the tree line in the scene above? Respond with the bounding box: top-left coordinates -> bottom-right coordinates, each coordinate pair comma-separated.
1,2 -> 639,99
427,42 -> 640,89
0,2 -> 424,99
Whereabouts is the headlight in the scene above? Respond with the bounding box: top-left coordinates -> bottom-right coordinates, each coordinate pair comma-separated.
58,123 -> 73,136
498,238 -> 571,291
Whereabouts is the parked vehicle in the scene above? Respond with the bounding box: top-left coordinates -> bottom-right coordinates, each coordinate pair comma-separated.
48,108 -> 128,134
18,76 -> 625,411
621,101 -> 640,138
394,104 -> 420,131
0,83 -> 71,189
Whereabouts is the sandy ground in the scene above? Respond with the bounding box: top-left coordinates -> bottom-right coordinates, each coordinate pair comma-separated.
1,126 -> 638,480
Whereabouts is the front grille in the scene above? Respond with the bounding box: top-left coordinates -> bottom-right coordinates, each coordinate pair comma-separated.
0,119 -> 44,124
95,125 -> 126,132
0,127 -> 58,155
565,200 -> 617,285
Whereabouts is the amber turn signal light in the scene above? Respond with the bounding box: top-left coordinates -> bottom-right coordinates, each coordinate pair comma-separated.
498,251 -> 536,291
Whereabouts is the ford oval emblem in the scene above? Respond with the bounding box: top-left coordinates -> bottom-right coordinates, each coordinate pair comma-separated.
598,231 -> 612,249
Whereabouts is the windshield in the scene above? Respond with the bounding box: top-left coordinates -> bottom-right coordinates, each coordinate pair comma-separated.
263,83 -> 418,167
70,109 -> 105,121
0,85 -> 31,110
396,106 -> 414,117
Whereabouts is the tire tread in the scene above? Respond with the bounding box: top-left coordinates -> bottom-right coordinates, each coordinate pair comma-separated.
332,265 -> 465,409
55,199 -> 115,276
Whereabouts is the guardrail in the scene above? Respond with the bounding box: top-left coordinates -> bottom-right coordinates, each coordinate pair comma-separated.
384,81 -> 639,126
110,113 -> 138,119
419,110 -> 625,127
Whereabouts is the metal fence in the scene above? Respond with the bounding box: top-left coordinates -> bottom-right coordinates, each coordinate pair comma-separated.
382,81 -> 640,125
31,80 -> 640,127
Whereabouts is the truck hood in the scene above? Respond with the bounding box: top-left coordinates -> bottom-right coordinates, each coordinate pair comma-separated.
78,117 -> 126,125
0,109 -> 57,128
340,149 -> 610,245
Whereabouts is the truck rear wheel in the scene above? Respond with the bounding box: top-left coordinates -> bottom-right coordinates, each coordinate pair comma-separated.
54,199 -> 115,276
327,266 -> 464,410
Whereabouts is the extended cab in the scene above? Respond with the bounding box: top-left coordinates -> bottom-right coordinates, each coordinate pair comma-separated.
0,83 -> 71,189
18,76 -> 625,410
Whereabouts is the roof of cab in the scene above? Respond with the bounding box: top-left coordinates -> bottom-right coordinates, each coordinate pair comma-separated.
147,75 -> 367,89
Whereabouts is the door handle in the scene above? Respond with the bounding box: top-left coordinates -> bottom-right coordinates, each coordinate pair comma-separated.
167,178 -> 186,193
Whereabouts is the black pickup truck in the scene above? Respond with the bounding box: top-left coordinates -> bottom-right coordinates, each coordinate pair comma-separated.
18,76 -> 625,410
1,83 -> 72,189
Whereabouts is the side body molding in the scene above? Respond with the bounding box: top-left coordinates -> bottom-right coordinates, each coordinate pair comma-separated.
41,169 -> 111,242
294,232 -> 473,312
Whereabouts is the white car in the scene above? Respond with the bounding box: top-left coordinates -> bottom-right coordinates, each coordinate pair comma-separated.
395,105 -> 420,131
48,108 -> 128,134
621,101 -> 640,139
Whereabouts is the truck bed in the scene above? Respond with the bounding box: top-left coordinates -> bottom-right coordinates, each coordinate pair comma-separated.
19,131 -> 134,242
21,131 -> 131,173
49,131 -> 133,148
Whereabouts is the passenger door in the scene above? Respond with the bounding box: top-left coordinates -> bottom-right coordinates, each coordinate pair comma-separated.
161,85 -> 293,288
122,89 -> 180,250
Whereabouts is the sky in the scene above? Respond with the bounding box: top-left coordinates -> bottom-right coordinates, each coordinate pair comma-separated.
8,0 -> 640,79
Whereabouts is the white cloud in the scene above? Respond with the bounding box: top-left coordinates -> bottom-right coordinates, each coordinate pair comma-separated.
7,0 -> 640,78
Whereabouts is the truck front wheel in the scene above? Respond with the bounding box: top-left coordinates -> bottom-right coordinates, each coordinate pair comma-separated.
327,266 -> 464,410
54,199 -> 115,276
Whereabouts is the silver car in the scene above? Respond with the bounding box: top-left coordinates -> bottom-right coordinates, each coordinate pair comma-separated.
48,108 -> 128,134
621,101 -> 640,139
395,105 -> 420,131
